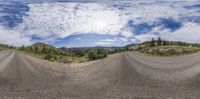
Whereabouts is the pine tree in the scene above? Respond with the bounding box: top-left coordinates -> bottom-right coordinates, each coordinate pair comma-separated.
29,47 -> 33,51
163,40 -> 166,45
21,45 -> 25,50
170,41 -> 173,45
150,38 -> 155,47
35,46 -> 38,52
158,37 -> 162,46
42,47 -> 46,53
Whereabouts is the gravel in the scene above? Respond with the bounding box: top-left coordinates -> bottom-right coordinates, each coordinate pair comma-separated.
0,50 -> 200,98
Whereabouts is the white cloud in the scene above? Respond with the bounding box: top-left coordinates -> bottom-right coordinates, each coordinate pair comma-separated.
76,37 -> 82,40
95,41 -> 113,46
0,0 -> 200,46
100,39 -> 116,42
112,1 -> 187,24
95,38 -> 117,46
0,26 -> 32,46
16,2 -> 128,42
135,34 -> 158,42
160,22 -> 200,43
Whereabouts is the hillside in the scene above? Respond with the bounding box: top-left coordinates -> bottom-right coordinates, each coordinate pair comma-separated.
19,43 -> 109,63
128,38 -> 200,56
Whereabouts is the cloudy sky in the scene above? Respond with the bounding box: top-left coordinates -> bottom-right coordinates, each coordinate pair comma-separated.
0,0 -> 199,47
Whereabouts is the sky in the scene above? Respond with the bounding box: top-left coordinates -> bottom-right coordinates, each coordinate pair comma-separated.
0,0 -> 200,47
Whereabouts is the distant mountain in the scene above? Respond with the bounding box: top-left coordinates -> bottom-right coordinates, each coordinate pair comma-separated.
59,46 -> 121,56
18,42 -> 124,56
95,46 -> 122,51
124,44 -> 138,48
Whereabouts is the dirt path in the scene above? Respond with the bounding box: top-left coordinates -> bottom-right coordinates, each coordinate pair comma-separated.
1,50 -> 200,98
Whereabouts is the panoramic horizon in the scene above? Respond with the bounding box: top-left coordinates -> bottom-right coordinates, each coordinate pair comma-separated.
2,0 -> 200,98
0,0 -> 200,47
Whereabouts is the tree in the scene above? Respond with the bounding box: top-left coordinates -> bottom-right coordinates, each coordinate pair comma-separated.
29,47 -> 33,51
163,40 -> 166,46
42,47 -> 46,53
158,37 -> 162,46
88,50 -> 95,60
150,38 -> 155,47
87,49 -> 107,60
34,46 -> 39,53
169,41 -> 173,45
21,45 -> 25,50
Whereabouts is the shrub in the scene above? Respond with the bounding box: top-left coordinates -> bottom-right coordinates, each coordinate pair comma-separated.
165,48 -> 176,56
87,49 -> 107,60
49,57 -> 56,62
44,54 -> 57,62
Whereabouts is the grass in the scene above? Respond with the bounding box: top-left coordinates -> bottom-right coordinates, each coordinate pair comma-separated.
134,45 -> 200,56
21,51 -> 88,63
0,47 -> 8,51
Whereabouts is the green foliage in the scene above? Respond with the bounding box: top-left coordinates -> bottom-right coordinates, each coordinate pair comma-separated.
157,37 -> 162,46
143,37 -> 200,47
44,54 -> 57,62
0,44 -> 15,51
133,38 -> 200,56
136,45 -> 200,56
87,49 -> 107,60
18,43 -> 109,62
150,38 -> 155,47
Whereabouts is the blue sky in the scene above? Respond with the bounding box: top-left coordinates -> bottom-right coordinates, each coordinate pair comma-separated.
0,0 -> 200,47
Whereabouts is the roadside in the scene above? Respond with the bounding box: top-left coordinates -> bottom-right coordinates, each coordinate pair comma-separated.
128,38 -> 200,56
18,43 -> 108,63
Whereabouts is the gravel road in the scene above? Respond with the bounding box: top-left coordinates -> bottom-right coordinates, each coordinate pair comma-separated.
1,50 -> 200,99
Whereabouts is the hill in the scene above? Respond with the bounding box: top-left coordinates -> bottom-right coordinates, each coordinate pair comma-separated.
19,42 -> 109,62
19,42 -> 69,55
127,38 -> 200,56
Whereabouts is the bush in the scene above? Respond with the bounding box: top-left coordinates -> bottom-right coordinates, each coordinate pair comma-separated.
44,54 -> 57,62
87,49 -> 107,60
49,57 -> 56,62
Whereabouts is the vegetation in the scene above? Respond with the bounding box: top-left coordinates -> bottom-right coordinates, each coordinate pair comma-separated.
18,42 -> 108,62
3,37 -> 200,62
150,38 -> 155,47
133,37 -> 200,56
87,49 -> 107,60
0,44 -> 15,51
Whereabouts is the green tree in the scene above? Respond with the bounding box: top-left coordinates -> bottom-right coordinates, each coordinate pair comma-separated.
87,49 -> 107,60
42,47 -> 46,53
158,37 -> 162,46
150,38 -> 155,47
163,40 -> 166,46
21,45 -> 25,50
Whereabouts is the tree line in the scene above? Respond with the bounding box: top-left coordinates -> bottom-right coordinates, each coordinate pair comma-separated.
18,44 -> 108,61
149,37 -> 200,47
0,44 -> 15,49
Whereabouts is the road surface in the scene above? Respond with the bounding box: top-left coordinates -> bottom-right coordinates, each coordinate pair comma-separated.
1,50 -> 200,98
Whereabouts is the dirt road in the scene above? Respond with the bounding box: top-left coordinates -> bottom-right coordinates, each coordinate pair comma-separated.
1,50 -> 200,98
